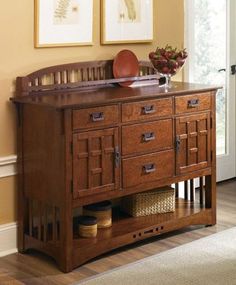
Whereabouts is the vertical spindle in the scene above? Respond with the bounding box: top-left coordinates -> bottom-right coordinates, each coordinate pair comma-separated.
190,179 -> 194,202
175,183 -> 179,198
200,176 -> 204,205
184,180 -> 189,200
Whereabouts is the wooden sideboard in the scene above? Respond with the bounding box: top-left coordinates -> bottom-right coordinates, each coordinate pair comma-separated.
11,60 -> 219,272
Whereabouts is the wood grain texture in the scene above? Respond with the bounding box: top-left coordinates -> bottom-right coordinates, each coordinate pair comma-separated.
175,92 -> 211,114
122,98 -> 173,123
0,180 -> 235,285
12,60 -> 218,273
23,105 -> 65,206
73,128 -> 119,198
122,119 -> 173,156
176,112 -> 211,175
16,104 -> 25,252
73,105 -> 119,130
11,82 -> 219,110
15,60 -> 155,96
122,150 -> 175,188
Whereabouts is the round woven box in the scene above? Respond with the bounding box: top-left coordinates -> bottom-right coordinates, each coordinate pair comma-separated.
78,216 -> 97,238
83,201 -> 112,228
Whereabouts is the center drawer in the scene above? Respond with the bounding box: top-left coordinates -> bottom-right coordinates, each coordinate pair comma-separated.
122,119 -> 173,156
122,98 -> 173,123
122,150 -> 174,188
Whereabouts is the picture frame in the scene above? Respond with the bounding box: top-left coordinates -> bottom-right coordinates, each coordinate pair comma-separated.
35,0 -> 94,47
101,0 -> 153,44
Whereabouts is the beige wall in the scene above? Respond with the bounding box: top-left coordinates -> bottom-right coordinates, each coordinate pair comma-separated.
0,177 -> 16,224
0,0 -> 184,224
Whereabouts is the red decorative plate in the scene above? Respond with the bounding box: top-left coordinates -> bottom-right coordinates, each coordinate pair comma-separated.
113,50 -> 139,87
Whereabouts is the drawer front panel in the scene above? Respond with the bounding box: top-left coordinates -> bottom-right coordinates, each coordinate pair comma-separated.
73,105 -> 119,130
122,119 -> 173,155
175,92 -> 211,114
123,150 -> 174,188
122,98 -> 173,122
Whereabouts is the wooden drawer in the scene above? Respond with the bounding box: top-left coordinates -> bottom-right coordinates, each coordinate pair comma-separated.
175,92 -> 211,114
122,150 -> 174,188
122,119 -> 173,155
73,105 -> 119,130
122,98 -> 173,122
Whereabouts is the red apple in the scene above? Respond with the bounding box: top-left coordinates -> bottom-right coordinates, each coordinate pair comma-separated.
149,52 -> 156,59
162,66 -> 170,74
176,57 -> 185,67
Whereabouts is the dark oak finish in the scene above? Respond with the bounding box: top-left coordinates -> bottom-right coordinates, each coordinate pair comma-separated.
15,60 -> 156,96
11,59 -> 219,273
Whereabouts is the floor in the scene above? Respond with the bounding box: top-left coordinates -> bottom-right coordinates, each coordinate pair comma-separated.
0,179 -> 235,285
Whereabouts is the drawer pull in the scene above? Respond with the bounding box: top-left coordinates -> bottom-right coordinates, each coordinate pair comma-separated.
114,146 -> 120,168
90,112 -> 104,122
142,105 -> 156,115
175,136 -> 181,152
143,163 -> 156,174
142,132 -> 155,142
188,99 -> 199,108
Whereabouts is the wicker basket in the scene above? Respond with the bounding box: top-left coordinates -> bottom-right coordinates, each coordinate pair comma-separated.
121,186 -> 175,217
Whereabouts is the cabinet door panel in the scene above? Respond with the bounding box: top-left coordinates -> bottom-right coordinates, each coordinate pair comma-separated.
73,128 -> 119,198
176,113 -> 211,175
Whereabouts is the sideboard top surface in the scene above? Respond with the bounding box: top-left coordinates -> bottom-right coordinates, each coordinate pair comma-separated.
11,81 -> 220,109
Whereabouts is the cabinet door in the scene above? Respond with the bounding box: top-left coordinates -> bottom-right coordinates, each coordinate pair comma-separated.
73,128 -> 120,198
176,113 -> 211,175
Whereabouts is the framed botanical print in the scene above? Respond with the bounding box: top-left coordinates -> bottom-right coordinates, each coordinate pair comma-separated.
35,0 -> 94,47
101,0 -> 153,44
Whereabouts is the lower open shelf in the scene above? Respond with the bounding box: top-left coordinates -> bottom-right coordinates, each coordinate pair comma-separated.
23,197 -> 214,271
72,198 -> 213,267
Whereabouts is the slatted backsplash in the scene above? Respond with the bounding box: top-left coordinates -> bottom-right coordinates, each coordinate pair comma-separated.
16,60 -> 156,97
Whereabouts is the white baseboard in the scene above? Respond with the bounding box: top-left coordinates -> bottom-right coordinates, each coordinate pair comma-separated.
0,222 -> 18,257
0,155 -> 17,178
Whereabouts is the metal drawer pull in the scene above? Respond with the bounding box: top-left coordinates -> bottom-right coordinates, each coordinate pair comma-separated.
175,136 -> 181,152
114,146 -> 120,168
142,132 -> 155,142
90,112 -> 104,122
188,99 -> 199,108
142,105 -> 156,114
143,163 -> 156,174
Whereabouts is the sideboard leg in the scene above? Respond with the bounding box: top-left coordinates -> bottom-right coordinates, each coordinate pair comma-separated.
17,171 -> 26,252
17,105 -> 26,252
205,174 -> 216,226
206,91 -> 217,226
58,207 -> 73,273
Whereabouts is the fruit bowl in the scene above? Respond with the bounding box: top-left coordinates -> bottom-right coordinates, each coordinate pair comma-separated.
149,45 -> 188,86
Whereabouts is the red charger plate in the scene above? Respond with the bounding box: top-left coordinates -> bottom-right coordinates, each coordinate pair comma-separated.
113,50 -> 139,87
